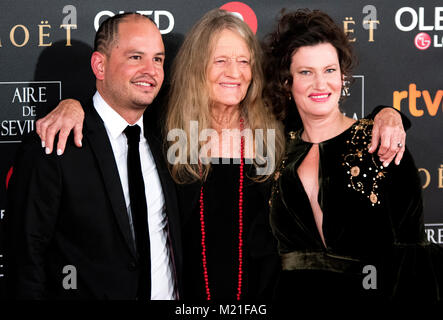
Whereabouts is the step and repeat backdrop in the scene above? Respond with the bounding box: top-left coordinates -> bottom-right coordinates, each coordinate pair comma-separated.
0,0 -> 442,294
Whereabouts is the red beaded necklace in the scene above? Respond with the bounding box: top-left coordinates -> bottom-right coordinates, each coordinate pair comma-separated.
199,118 -> 245,301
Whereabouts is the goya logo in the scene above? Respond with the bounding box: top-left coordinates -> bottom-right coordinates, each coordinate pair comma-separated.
220,2 -> 257,34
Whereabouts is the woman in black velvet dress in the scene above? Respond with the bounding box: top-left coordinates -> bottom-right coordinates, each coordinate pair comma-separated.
265,9 -> 443,302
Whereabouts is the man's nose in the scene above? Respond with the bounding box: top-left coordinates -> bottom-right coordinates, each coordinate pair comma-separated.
141,59 -> 157,76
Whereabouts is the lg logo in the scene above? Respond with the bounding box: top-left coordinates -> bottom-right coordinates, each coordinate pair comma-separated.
220,2 -> 257,34
414,32 -> 431,50
94,10 -> 174,34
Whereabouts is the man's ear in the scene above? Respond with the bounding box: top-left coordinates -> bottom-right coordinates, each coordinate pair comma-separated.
91,51 -> 106,80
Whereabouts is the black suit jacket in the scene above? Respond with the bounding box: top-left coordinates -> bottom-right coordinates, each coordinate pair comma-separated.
5,101 -> 182,299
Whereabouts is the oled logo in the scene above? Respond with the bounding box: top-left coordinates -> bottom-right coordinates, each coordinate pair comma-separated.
395,7 -> 443,49
220,2 -> 257,34
415,32 -> 432,50
94,10 -> 174,34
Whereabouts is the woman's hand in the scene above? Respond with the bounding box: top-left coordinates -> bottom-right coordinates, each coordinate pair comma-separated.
369,108 -> 406,167
36,99 -> 85,155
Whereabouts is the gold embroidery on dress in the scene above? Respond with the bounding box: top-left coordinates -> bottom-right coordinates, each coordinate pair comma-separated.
342,119 -> 386,206
269,155 -> 286,207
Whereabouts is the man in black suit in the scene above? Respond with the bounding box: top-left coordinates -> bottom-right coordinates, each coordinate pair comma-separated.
5,13 -> 182,299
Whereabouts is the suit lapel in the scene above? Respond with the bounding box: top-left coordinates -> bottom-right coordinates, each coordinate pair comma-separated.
84,103 -> 137,258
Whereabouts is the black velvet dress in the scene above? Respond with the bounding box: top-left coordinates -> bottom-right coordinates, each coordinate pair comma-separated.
270,119 -> 443,302
178,159 -> 280,301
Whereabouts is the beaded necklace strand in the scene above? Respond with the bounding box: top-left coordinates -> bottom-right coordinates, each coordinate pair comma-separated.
199,118 -> 245,300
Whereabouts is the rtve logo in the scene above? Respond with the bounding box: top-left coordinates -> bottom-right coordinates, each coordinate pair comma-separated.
393,84 -> 442,117
395,7 -> 443,50
220,2 -> 257,34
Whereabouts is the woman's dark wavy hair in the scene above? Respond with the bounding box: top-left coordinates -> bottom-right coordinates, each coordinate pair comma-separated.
263,9 -> 357,129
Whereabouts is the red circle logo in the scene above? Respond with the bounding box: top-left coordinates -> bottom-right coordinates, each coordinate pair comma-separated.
220,2 -> 258,34
414,32 -> 431,50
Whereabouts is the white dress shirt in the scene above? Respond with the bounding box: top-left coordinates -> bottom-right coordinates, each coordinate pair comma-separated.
93,92 -> 175,300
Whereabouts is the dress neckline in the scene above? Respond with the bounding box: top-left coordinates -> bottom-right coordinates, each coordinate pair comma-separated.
298,120 -> 358,145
